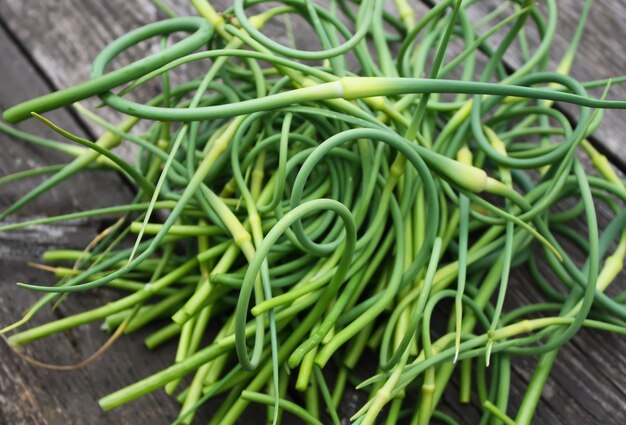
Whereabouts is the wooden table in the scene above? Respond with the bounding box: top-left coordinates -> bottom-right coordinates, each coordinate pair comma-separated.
1,1 -> 625,424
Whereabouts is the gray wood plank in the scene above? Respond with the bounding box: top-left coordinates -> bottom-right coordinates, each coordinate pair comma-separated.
0,1 -> 625,425
0,0 -> 179,160
438,4 -> 626,421
3,0 -> 624,164
0,22 -> 184,425
461,0 -> 626,169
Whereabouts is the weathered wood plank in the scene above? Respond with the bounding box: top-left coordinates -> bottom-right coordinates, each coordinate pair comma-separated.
1,1 -> 625,425
503,268 -> 626,425
0,22 -> 186,425
443,4 -> 626,421
3,0 -> 624,165
461,0 -> 626,170
0,0 -> 175,159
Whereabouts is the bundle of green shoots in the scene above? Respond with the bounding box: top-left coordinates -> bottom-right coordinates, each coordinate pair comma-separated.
2,0 -> 626,423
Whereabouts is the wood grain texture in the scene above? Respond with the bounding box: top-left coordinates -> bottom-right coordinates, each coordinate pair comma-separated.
1,0 -> 624,165
462,0 -> 626,170
0,22 -> 183,425
0,1 -> 625,424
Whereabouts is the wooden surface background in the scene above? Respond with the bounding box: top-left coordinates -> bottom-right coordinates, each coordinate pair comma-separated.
1,1 -> 625,424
